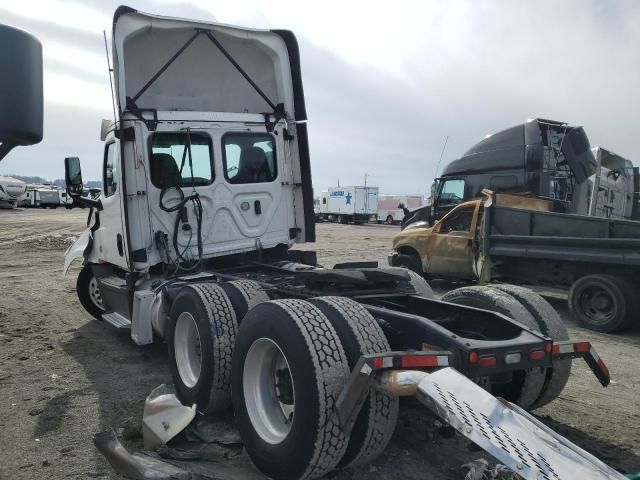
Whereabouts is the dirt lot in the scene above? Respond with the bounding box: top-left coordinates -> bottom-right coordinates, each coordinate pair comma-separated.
0,208 -> 639,480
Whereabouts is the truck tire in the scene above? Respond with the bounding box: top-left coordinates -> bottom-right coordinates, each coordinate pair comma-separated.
386,215 -> 394,225
337,214 -> 344,224
232,299 -> 350,480
76,264 -> 106,319
168,283 -> 237,414
220,280 -> 269,324
308,297 -> 399,468
393,253 -> 423,275
568,274 -> 636,332
405,269 -> 435,298
441,286 -> 546,410
490,284 -> 571,409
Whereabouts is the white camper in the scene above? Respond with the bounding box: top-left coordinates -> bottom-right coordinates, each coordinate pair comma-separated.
20,184 -> 60,208
0,175 -> 27,208
318,186 -> 378,223
59,190 -> 74,209
377,194 -> 425,224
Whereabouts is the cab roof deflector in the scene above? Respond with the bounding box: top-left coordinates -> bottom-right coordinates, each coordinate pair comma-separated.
125,27 -> 285,132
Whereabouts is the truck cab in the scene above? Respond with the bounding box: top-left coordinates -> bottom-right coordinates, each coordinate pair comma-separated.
65,7 -> 313,276
402,119 -> 601,228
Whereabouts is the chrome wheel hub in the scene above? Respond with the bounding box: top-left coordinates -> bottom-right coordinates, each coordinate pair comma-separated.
243,337 -> 295,444
174,312 -> 202,388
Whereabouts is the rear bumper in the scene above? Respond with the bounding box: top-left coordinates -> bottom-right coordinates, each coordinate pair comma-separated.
335,341 -> 610,431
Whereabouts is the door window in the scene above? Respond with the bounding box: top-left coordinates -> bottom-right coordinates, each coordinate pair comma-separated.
150,133 -> 213,189
223,133 -> 277,184
439,179 -> 465,205
439,206 -> 475,233
103,143 -> 118,197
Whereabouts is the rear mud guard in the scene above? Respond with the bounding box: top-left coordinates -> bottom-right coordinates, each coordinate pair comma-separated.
417,368 -> 625,480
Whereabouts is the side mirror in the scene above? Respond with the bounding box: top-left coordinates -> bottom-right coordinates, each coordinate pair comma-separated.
65,157 -> 84,197
0,25 -> 43,161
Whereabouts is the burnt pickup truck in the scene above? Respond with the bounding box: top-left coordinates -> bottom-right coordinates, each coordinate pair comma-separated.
391,191 -> 640,332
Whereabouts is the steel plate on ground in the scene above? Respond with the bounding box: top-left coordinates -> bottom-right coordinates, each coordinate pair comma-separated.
416,368 -> 626,480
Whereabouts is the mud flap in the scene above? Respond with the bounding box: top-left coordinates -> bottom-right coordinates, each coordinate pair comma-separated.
416,367 -> 626,480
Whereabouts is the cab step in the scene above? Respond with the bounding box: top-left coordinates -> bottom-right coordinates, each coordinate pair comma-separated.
102,312 -> 132,330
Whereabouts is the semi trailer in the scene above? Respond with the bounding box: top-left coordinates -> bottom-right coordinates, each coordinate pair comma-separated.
316,186 -> 379,223
63,7 -> 620,480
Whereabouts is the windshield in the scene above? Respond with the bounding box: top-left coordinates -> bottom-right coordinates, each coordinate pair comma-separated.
439,179 -> 465,204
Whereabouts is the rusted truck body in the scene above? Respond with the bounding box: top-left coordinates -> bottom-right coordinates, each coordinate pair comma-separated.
391,191 -> 640,332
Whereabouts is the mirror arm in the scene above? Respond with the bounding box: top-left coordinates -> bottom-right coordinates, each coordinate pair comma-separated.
73,196 -> 103,211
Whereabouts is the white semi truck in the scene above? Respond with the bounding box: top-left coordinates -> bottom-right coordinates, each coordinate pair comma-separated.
316,185 -> 378,223
63,7 -> 621,480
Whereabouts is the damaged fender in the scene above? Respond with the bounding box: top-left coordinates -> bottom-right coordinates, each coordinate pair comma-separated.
63,228 -> 92,275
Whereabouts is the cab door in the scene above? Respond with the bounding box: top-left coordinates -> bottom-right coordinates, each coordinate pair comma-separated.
425,203 -> 479,279
90,141 -> 129,270
212,127 -> 293,251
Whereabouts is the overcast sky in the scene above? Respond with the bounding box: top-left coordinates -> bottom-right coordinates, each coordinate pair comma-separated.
1,0 -> 638,194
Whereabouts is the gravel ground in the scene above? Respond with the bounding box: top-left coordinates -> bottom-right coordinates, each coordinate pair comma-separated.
0,208 -> 638,480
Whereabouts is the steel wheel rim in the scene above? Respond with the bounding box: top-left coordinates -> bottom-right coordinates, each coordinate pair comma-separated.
243,337 -> 295,445
88,276 -> 104,310
175,312 -> 202,388
579,286 -> 615,325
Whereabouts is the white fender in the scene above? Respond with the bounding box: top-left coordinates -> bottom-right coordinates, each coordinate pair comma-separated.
63,229 -> 92,275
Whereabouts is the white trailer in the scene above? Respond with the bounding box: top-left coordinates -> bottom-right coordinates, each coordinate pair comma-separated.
318,186 -> 378,223
59,190 -> 74,209
0,175 -> 27,208
20,185 -> 60,208
377,194 -> 424,224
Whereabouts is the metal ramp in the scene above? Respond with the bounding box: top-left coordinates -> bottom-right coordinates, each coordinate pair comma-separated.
417,368 -> 626,480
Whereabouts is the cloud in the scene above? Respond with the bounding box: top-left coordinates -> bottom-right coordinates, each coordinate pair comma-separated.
1,0 -> 638,194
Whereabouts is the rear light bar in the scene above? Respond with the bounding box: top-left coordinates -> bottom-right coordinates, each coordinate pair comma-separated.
335,351 -> 452,431
370,352 -> 450,371
553,341 -> 610,387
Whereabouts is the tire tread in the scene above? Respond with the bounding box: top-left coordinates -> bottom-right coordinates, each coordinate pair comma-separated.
309,297 -> 398,467
271,299 -> 350,479
187,282 -> 237,413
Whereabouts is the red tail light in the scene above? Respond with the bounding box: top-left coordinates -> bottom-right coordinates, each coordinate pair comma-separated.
399,355 -> 439,368
478,355 -> 497,368
574,342 -> 590,353
468,351 -> 478,364
529,349 -> 546,361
